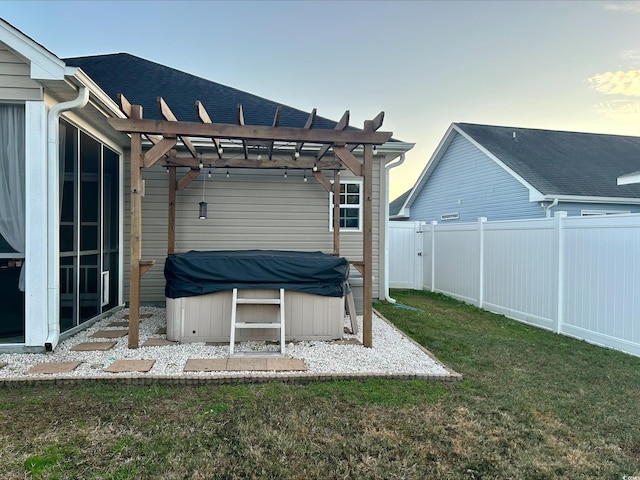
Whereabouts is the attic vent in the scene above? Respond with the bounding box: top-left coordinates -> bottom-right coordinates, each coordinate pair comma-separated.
441,213 -> 460,221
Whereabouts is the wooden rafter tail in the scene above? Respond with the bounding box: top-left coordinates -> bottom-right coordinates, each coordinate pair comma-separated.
294,108 -> 317,157
317,110 -> 349,161
370,111 -> 385,131
196,100 -> 223,158
158,96 -> 198,158
268,106 -> 282,160
237,104 -> 249,159
118,94 -> 162,145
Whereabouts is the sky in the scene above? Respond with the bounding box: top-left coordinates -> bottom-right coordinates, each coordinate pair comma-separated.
2,0 -> 640,199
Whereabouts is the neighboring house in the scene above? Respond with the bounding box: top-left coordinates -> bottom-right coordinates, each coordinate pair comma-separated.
0,18 -> 413,352
391,122 -> 640,223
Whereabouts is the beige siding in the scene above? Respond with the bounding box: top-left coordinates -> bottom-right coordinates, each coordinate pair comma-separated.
124,154 -> 384,304
0,47 -> 42,101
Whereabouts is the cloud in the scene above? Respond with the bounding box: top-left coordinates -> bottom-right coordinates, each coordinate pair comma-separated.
588,70 -> 640,97
621,50 -> 640,60
604,3 -> 640,13
594,99 -> 640,117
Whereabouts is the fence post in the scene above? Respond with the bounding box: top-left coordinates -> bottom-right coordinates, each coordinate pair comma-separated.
478,217 -> 487,309
430,221 -> 437,292
554,211 -> 567,334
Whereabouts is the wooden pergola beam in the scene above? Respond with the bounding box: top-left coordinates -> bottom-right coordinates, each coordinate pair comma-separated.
164,156 -> 342,170
196,100 -> 223,158
177,168 -> 201,191
107,117 -> 392,145
237,104 -> 249,159
317,110 -> 349,161
333,145 -> 362,177
143,137 -> 177,168
268,106 -> 282,160
118,93 -> 163,145
295,108 -> 317,156
158,97 -> 198,158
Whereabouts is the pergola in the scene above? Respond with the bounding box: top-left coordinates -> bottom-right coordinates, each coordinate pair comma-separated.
107,95 -> 393,349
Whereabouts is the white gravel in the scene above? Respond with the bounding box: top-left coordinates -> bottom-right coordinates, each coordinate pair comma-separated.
0,307 -> 455,380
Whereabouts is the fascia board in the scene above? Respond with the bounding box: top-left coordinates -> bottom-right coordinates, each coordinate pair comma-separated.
67,67 -> 126,119
453,124 -> 545,203
543,194 -> 640,205
617,171 -> 640,186
0,19 -> 65,80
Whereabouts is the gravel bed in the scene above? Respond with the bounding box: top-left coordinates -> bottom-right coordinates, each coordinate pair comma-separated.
0,307 -> 454,380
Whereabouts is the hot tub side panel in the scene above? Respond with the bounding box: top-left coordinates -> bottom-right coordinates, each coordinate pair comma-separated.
166,289 -> 344,343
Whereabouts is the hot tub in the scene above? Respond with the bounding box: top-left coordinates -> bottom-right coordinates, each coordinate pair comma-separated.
164,250 -> 349,343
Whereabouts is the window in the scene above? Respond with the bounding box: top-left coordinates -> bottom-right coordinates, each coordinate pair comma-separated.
581,210 -> 630,216
329,180 -> 363,232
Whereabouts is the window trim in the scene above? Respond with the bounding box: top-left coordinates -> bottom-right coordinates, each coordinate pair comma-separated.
329,179 -> 363,233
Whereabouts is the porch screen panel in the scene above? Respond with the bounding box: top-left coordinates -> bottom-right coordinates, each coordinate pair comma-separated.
79,132 -> 101,323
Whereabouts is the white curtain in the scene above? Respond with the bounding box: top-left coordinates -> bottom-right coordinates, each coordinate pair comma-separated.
0,105 -> 26,291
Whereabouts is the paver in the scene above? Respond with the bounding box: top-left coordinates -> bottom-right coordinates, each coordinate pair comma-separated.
142,338 -> 177,347
104,359 -> 155,373
71,342 -> 116,351
91,330 -> 128,339
26,361 -> 82,375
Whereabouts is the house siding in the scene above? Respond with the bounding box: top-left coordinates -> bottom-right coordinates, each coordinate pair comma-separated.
410,133 -> 543,223
0,46 -> 42,101
123,155 -> 382,304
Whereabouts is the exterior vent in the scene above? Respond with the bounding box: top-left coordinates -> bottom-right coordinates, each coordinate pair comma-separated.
441,213 -> 460,221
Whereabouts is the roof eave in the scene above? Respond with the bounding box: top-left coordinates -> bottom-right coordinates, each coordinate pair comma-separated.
543,194 -> 640,205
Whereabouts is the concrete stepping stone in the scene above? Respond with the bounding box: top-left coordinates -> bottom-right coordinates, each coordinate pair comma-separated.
71,341 -> 116,351
91,330 -> 128,339
105,359 -> 155,373
184,358 -> 306,372
108,321 -> 129,327
26,361 -> 82,375
184,359 -> 228,372
142,338 -> 177,347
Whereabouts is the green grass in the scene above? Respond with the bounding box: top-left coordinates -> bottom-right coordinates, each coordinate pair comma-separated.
1,289 -> 639,479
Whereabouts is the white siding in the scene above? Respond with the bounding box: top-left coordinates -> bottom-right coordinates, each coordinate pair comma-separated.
0,47 -> 42,101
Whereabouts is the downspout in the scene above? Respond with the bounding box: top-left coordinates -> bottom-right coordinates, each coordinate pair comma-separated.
45,86 -> 89,350
545,198 -> 559,218
384,153 -> 406,304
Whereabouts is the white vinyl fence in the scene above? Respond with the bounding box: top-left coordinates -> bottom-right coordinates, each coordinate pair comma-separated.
389,213 -> 640,357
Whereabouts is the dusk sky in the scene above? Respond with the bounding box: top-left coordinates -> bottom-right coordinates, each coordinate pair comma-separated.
2,0 -> 640,199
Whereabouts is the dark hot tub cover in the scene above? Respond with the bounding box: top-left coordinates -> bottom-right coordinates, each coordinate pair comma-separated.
164,250 -> 349,299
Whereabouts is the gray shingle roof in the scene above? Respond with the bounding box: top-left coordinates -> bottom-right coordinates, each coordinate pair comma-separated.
389,189 -> 411,217
455,123 -> 640,198
65,53 -> 351,130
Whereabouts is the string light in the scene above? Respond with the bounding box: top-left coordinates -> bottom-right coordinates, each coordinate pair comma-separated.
226,169 -> 230,178
303,170 -> 308,182
284,167 -> 288,178
312,161 -> 318,172
198,153 -> 203,169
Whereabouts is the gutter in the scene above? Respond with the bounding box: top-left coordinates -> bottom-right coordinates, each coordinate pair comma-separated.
45,84 -> 89,350
384,153 -> 406,304
544,198 -> 559,218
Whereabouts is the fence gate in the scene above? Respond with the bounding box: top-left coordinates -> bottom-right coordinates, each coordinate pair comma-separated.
389,221 -> 423,289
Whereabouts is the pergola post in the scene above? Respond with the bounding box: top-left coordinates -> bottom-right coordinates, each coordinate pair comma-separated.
128,105 -> 143,349
362,137 -> 374,348
333,171 -> 341,256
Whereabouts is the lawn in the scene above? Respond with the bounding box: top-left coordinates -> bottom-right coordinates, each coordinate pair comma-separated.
1,289 -> 639,479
